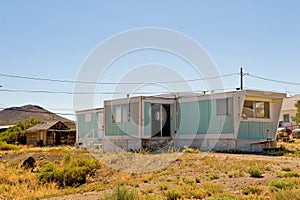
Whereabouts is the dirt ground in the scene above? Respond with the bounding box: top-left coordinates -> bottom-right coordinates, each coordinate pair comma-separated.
1,141 -> 300,200
45,153 -> 300,200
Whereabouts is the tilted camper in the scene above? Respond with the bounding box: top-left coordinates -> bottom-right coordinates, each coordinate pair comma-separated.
76,90 -> 285,152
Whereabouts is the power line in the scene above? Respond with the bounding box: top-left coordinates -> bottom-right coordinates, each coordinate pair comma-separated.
0,88 -> 237,95
0,72 -> 239,85
0,89 -> 169,95
248,74 -> 300,86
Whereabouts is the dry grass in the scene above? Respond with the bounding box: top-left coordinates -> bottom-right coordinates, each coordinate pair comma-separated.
1,140 -> 300,199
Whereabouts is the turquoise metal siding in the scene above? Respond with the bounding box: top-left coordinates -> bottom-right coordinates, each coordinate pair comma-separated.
178,98 -> 234,134
238,121 -> 273,140
77,113 -> 99,139
144,102 -> 151,136
178,101 -> 201,134
105,102 -> 139,136
198,100 -> 211,133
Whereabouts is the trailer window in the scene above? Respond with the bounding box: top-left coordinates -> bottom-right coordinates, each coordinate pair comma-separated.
85,113 -> 91,123
283,114 -> 290,123
112,104 -> 130,123
216,98 -> 229,116
242,100 -> 270,119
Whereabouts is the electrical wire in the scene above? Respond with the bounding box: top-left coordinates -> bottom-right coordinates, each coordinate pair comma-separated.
248,74 -> 300,86
0,72 -> 239,85
0,88 -> 238,95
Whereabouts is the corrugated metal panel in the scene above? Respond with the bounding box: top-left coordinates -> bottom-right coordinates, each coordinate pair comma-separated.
77,112 -> 99,139
198,100 -> 210,134
238,122 -> 249,139
105,102 -> 139,136
178,98 -> 234,134
249,122 -> 261,139
238,121 -> 273,140
178,101 -> 200,134
144,102 -> 151,136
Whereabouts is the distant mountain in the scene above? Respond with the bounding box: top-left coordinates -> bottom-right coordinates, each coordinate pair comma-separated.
0,105 -> 75,129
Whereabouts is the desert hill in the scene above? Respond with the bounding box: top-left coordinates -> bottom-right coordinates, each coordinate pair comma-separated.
0,105 -> 75,129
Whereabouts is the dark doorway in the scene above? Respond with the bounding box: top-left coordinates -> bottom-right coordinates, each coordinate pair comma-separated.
55,132 -> 61,145
151,104 -> 171,137
162,104 -> 171,137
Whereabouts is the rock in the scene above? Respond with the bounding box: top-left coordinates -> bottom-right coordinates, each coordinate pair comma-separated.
0,155 -> 2,159
21,157 -> 36,169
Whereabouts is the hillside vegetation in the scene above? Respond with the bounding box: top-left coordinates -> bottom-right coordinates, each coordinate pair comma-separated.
0,117 -> 41,144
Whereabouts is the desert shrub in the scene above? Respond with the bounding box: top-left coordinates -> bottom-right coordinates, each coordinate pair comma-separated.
159,183 -> 169,191
182,186 -> 207,199
210,194 -> 237,200
276,171 -> 284,177
195,177 -> 201,183
183,177 -> 195,185
228,171 -> 243,178
207,173 -> 219,180
164,190 -> 182,200
282,172 -> 300,178
248,167 -> 263,178
265,165 -> 272,171
37,162 -> 59,183
104,184 -> 137,200
37,155 -> 99,187
0,141 -> 19,151
272,189 -> 300,200
269,179 -> 294,192
281,166 -> 292,172
202,182 -> 224,196
182,146 -> 200,153
242,186 -> 262,195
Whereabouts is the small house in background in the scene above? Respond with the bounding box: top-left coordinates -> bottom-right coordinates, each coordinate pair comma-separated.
26,121 -> 75,146
0,125 -> 15,133
75,108 -> 104,149
279,94 -> 300,129
76,90 -> 285,152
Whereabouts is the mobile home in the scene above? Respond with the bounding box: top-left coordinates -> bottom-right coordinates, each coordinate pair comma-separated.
76,90 -> 285,152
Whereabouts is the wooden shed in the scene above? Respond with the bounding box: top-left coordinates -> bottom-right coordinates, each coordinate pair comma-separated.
26,121 -> 75,146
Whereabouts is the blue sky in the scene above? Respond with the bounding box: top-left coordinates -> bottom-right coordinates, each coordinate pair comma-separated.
0,0 -> 300,119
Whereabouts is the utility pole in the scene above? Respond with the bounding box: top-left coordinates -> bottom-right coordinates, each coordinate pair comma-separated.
240,67 -> 243,90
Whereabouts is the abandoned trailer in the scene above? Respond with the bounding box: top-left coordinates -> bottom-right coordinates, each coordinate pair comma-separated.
76,90 -> 285,152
